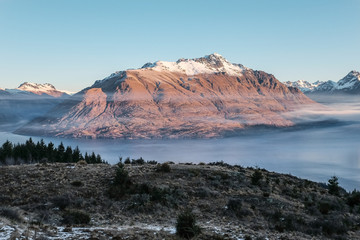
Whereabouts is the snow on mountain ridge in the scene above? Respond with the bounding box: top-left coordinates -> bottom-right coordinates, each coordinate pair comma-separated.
143,53 -> 249,76
284,80 -> 324,92
18,82 -> 56,92
285,71 -> 360,94
337,70 -> 360,90
101,54 -> 249,83
1,82 -> 69,97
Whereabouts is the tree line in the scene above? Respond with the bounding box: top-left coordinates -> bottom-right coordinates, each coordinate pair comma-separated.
0,138 -> 106,165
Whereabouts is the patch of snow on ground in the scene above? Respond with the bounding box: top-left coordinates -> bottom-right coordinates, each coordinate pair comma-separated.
0,224 -> 16,239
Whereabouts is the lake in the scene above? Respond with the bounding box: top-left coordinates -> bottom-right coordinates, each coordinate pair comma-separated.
1,120 -> 359,191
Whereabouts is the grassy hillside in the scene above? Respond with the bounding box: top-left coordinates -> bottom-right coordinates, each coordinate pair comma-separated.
0,161 -> 359,239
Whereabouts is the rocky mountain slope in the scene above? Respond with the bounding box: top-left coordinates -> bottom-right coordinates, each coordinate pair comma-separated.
18,54 -> 316,139
285,71 -> 360,95
0,162 -> 359,239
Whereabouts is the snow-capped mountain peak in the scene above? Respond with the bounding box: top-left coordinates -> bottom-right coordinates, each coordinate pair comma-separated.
337,70 -> 360,90
284,80 -> 323,92
7,82 -> 69,97
140,53 -> 249,76
284,70 -> 360,94
18,82 -> 56,92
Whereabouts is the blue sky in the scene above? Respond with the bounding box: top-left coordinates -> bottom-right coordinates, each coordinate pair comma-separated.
0,0 -> 359,92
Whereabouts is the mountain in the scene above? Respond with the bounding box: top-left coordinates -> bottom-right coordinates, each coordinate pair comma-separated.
0,82 -> 70,130
285,71 -> 360,95
18,53 -> 316,139
0,88 -> 11,96
4,82 -> 69,97
332,71 -> 360,94
284,80 -> 324,93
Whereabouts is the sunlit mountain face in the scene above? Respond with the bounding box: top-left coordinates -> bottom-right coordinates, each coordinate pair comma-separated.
16,54 -> 316,139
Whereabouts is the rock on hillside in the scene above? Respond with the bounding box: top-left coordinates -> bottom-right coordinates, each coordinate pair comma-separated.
17,54 -> 316,139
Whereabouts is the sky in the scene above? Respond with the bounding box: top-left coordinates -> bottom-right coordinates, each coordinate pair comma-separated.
0,0 -> 359,92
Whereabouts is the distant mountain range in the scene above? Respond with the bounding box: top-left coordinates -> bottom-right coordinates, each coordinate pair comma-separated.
0,82 -> 69,130
285,71 -> 360,95
17,53 -> 315,139
0,82 -> 69,98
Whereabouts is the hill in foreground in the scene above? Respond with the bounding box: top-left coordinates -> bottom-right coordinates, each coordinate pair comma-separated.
0,161 -> 359,239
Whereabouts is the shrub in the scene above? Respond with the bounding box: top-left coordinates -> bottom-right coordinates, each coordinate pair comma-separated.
109,162 -> 172,204
62,210 -> 90,225
149,187 -> 169,203
156,162 -> 171,173
227,198 -> 242,218
347,190 -> 360,207
312,217 -> 348,236
208,161 -> 231,167
176,209 -> 201,239
0,207 -> 21,222
108,163 -> 133,199
71,181 -> 83,187
251,168 -> 263,185
77,160 -> 87,165
270,211 -> 299,232
318,202 -> 331,215
131,157 -> 145,165
328,176 -> 340,196
124,157 -> 131,164
51,195 -> 71,210
147,160 -> 158,165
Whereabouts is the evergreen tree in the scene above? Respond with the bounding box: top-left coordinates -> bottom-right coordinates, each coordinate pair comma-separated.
47,142 -> 55,162
25,138 -> 35,162
328,176 -> 340,196
96,154 -> 102,163
90,152 -> 96,163
0,140 -> 12,163
0,139 -> 105,165
72,146 -> 81,162
64,146 -> 73,162
57,142 -> 65,162
84,152 -> 89,163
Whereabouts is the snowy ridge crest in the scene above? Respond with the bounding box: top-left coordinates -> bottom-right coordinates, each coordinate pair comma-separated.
18,82 -> 56,92
140,53 -> 249,76
1,82 -> 68,97
284,80 -> 324,93
285,71 -> 360,93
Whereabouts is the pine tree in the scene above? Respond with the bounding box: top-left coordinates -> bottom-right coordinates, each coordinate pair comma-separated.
64,146 -> 73,162
47,142 -> 55,162
90,152 -> 96,163
328,176 -> 340,196
0,140 -> 12,163
96,154 -> 102,163
72,146 -> 80,162
57,142 -> 65,162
